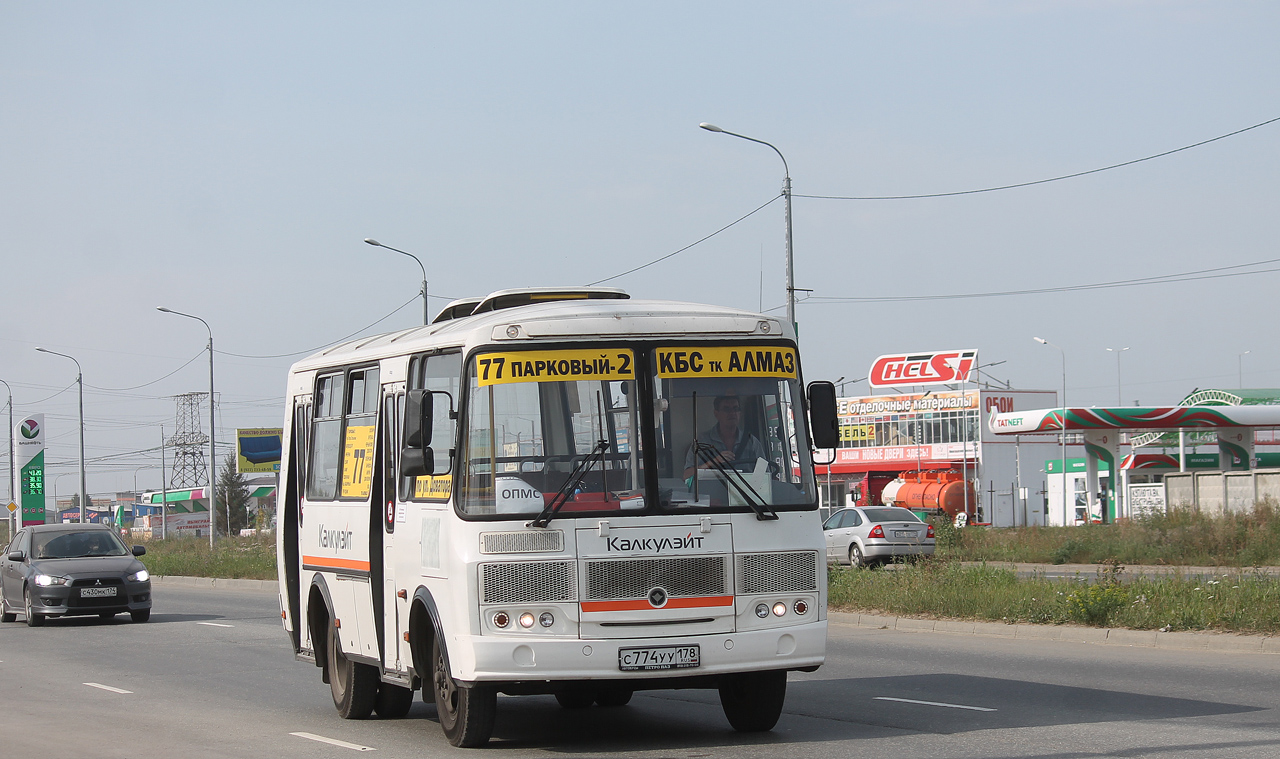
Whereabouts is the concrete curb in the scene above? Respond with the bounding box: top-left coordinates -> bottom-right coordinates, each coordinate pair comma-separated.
152,575 -> 277,592
830,610 -> 1278,653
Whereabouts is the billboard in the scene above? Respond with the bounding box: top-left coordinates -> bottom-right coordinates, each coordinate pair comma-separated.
237,428 -> 283,473
13,414 -> 46,526
868,349 -> 977,388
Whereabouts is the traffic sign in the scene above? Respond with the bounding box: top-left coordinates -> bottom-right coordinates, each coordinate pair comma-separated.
6,501 -> 16,513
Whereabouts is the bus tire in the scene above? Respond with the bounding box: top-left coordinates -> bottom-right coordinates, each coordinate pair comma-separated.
718,670 -> 786,732
327,622 -> 377,719
375,683 -> 415,719
431,635 -> 495,747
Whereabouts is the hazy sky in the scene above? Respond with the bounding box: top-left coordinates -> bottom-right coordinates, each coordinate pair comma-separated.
3,2 -> 1278,495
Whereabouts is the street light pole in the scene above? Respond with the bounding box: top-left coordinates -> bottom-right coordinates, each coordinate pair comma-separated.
0,379 -> 13,534
365,239 -> 429,325
35,348 -> 87,524
1239,351 -> 1251,389
1034,337 -> 1068,526
1106,347 -> 1129,405
157,307 -> 217,548
699,123 -> 796,336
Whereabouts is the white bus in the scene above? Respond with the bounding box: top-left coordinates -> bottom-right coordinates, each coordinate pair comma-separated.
276,287 -> 839,747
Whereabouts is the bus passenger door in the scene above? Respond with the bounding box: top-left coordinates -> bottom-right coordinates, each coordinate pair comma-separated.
380,387 -> 408,674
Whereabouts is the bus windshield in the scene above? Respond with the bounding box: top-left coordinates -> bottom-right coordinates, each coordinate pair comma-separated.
651,345 -> 816,510
459,348 -> 643,516
457,344 -> 816,517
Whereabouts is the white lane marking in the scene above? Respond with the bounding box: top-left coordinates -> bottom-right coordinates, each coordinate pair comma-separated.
290,732 -> 375,751
874,696 -> 995,712
197,622 -> 234,628
84,682 -> 133,694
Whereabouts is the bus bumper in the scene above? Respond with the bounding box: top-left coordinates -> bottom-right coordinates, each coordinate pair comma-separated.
456,618 -> 827,683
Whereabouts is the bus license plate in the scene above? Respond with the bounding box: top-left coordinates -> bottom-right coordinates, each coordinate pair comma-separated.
618,645 -> 700,671
80,587 -> 117,598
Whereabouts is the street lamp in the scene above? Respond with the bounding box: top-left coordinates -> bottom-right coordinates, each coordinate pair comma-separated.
0,378 -> 13,534
1034,337 -> 1068,526
157,307 -> 217,548
365,239 -> 429,326
1239,351 -> 1250,389
35,348 -> 87,524
1106,347 -> 1129,406
699,123 -> 796,336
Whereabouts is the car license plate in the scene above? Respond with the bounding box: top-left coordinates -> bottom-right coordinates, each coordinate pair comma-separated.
80,587 -> 117,598
618,645 -> 700,671
894,530 -> 916,538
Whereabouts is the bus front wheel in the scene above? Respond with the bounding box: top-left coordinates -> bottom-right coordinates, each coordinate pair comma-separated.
328,622 -> 378,719
719,670 -> 786,732
431,636 -> 496,747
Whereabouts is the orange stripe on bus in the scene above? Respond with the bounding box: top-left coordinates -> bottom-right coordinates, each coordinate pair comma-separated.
303,555 -> 371,572
580,596 -> 734,613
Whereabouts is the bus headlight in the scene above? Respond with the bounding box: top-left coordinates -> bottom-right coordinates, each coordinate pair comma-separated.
755,603 -> 770,619
539,612 -> 555,628
519,612 -> 536,629
772,602 -> 787,617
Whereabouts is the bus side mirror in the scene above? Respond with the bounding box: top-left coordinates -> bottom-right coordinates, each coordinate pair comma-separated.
401,446 -> 436,478
807,381 -> 839,449
404,389 -> 433,448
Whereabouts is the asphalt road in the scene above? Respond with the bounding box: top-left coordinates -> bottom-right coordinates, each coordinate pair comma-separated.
4,585 -> 1280,758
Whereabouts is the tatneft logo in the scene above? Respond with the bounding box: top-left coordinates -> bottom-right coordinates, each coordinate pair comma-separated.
868,350 -> 977,388
993,417 -> 1023,428
606,532 -> 704,553
20,419 -> 40,439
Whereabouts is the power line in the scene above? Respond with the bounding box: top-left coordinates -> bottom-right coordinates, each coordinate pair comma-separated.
796,114 -> 1280,201
805,256 -> 1280,304
217,293 -> 422,359
585,195 -> 781,286
86,349 -> 206,391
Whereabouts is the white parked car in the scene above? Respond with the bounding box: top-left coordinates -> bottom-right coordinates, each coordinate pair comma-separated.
823,506 -> 935,568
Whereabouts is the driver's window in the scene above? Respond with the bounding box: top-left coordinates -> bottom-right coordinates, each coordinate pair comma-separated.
404,352 -> 462,502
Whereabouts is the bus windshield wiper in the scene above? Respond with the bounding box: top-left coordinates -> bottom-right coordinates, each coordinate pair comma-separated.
691,442 -> 777,521
528,438 -> 611,528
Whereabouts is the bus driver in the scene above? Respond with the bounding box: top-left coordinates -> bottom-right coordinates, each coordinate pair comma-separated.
683,395 -> 769,480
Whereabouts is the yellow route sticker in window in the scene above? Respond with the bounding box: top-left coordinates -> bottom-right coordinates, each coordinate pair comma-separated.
413,475 -> 453,500
476,349 -> 634,387
341,424 -> 376,499
656,346 -> 797,379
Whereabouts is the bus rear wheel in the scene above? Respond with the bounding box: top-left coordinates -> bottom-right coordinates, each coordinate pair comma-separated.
328,622 -> 378,719
719,670 -> 787,732
375,683 -> 415,719
432,636 -> 495,747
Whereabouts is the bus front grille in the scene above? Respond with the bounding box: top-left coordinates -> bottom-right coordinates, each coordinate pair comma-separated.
736,551 -> 819,594
479,530 -> 564,554
480,561 -> 576,604
585,556 -> 727,600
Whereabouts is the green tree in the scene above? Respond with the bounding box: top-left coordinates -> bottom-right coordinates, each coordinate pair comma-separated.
215,457 -> 251,536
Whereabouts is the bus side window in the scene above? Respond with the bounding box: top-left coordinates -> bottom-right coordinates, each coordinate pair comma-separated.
424,353 -> 461,473
404,352 -> 461,500
307,374 -> 344,501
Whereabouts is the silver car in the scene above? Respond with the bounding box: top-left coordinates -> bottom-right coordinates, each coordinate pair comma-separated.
823,506 -> 935,568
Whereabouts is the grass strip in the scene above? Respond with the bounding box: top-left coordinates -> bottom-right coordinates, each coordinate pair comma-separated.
829,560 -> 1280,634
135,535 -> 277,580
932,500 -> 1280,567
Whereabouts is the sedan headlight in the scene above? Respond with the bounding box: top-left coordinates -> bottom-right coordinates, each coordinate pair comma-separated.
127,569 -> 150,582
34,574 -> 69,587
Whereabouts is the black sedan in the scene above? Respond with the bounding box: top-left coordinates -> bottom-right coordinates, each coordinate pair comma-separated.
1,523 -> 152,626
